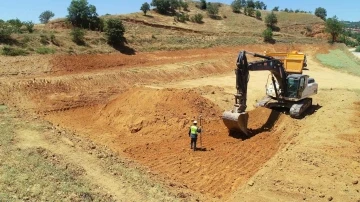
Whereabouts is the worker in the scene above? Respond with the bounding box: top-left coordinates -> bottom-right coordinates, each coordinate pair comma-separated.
189,120 -> 201,151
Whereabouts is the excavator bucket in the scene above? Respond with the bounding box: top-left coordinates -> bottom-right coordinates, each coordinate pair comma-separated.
222,111 -> 249,135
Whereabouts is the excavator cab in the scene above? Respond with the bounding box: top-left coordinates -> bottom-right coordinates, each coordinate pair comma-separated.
286,75 -> 302,98
285,74 -> 308,99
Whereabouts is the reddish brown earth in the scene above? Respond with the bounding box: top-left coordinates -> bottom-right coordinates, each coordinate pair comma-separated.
45,87 -> 288,199
1,44 -> 359,201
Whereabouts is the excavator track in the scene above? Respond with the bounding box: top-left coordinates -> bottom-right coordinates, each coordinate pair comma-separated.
290,98 -> 312,118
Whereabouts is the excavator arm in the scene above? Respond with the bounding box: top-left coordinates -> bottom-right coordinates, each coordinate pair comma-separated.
234,51 -> 288,113
223,51 -> 288,135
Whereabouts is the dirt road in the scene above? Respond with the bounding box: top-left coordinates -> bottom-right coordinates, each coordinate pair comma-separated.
1,44 -> 360,201
349,48 -> 360,59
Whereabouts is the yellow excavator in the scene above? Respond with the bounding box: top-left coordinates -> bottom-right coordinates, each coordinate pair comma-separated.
222,51 -> 318,135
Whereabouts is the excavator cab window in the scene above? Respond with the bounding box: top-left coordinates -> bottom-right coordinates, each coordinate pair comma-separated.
286,77 -> 300,98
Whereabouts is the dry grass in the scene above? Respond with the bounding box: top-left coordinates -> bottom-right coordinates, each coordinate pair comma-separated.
0,106 -> 110,201
1,2 -> 325,55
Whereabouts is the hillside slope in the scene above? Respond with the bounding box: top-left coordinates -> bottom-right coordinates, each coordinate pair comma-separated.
2,2 -> 326,55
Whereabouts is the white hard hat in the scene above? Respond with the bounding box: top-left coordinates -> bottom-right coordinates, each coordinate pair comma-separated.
193,120 -> 197,124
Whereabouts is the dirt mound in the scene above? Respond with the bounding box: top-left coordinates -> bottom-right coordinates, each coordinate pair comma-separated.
95,87 -> 221,135
45,87 -> 288,199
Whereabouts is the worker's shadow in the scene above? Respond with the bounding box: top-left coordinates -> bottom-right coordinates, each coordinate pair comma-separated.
195,147 -> 207,152
229,109 -> 281,140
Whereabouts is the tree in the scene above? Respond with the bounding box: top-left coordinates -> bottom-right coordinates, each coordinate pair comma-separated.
241,0 -> 246,7
200,0 -> 207,10
105,18 -> 126,45
272,6 -> 279,11
231,0 -> 242,13
284,8 -> 289,12
151,0 -> 170,14
254,1 -> 261,9
262,28 -> 273,42
326,15 -> 343,43
151,0 -> 179,14
260,2 -> 266,10
67,0 -> 100,30
140,2 -> 151,15
256,10 -> 261,19
169,0 -> 180,11
39,11 -> 55,24
246,0 -> 255,8
315,7 -> 327,21
265,11 -> 278,29
207,3 -> 219,17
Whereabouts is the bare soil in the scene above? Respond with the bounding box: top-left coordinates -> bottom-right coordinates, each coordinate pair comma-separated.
0,43 -> 359,201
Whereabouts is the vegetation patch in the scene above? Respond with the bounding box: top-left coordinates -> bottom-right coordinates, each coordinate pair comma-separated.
36,47 -> 56,54
0,108 -> 110,201
316,49 -> 360,76
2,46 -> 29,56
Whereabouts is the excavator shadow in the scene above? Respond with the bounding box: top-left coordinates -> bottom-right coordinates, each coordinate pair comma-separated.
295,104 -> 322,119
229,109 -> 281,140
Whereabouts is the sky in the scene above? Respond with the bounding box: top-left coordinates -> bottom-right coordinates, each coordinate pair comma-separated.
0,0 -> 359,23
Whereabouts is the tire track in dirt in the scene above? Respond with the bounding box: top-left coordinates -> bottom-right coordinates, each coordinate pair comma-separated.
45,87 -> 289,199
16,129 -> 144,201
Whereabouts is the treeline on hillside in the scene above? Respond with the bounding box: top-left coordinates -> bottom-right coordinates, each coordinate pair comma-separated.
272,6 -> 311,14
343,21 -> 360,29
0,0 -> 129,56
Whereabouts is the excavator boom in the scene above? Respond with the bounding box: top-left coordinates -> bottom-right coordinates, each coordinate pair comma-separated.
222,51 -> 288,135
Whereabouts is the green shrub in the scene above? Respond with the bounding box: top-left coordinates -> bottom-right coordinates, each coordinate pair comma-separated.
7,19 -> 23,33
190,13 -> 203,23
207,3 -> 219,17
50,34 -> 61,46
36,47 -> 56,54
70,28 -> 86,45
105,18 -> 125,45
231,0 -> 242,13
2,46 -> 29,56
24,21 -> 34,33
21,35 -> 31,44
265,11 -> 278,29
246,7 -> 255,17
0,22 -> 15,40
256,10 -> 261,19
175,13 -> 189,22
262,28 -> 273,42
355,46 -> 360,52
40,34 -> 50,45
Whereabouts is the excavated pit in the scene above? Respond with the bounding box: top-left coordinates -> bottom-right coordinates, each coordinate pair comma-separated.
45,87 -> 288,198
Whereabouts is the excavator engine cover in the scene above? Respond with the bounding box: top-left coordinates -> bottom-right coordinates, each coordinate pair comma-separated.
222,111 -> 249,135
